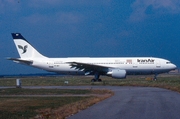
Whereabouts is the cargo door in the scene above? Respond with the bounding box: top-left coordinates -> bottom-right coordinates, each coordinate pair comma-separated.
133,60 -> 138,68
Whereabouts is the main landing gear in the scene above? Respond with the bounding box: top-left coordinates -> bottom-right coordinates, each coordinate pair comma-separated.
91,79 -> 102,82
91,72 -> 102,82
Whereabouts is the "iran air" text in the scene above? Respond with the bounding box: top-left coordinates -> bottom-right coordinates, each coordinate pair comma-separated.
137,59 -> 155,64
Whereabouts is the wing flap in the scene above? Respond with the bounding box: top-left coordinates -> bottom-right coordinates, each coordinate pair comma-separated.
67,62 -> 109,74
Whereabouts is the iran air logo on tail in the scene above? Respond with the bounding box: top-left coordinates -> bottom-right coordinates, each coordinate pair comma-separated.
18,45 -> 28,54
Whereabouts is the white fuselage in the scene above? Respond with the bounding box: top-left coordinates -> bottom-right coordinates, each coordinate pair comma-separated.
31,57 -> 176,75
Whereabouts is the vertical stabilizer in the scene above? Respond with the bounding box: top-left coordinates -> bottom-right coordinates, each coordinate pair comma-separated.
11,33 -> 47,59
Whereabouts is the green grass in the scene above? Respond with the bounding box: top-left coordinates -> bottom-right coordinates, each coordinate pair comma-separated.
0,88 -> 91,95
0,76 -> 92,86
0,97 -> 89,119
1,75 -> 180,90
0,85 -> 113,119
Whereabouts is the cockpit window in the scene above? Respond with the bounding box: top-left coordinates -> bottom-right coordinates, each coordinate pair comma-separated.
166,62 -> 171,64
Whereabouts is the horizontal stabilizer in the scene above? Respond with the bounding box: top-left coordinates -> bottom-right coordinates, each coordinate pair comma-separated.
7,57 -> 33,65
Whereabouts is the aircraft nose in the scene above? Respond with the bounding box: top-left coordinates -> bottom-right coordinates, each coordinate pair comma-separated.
172,64 -> 177,70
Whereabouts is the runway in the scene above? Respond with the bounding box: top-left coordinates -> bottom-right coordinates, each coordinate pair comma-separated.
1,86 -> 180,119
65,86 -> 180,119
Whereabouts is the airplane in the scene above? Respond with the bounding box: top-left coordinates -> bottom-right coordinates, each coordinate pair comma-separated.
8,33 -> 177,82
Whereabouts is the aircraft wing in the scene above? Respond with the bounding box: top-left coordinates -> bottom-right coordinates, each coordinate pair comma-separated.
67,62 -> 110,75
7,58 -> 33,65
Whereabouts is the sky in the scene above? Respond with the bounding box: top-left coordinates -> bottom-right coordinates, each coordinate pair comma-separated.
0,0 -> 180,75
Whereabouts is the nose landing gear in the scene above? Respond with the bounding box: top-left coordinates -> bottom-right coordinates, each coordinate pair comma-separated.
153,74 -> 158,81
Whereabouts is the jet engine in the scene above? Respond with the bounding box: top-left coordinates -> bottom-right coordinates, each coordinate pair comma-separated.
110,69 -> 126,79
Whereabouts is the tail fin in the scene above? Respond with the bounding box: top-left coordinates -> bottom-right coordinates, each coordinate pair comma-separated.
11,33 -> 47,59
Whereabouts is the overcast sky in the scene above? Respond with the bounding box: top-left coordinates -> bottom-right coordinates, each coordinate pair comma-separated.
1,0 -> 180,75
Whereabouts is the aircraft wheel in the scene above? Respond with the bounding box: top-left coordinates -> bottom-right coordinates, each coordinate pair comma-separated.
98,79 -> 102,82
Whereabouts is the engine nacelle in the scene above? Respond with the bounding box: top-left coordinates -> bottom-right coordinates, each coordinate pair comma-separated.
111,69 -> 126,79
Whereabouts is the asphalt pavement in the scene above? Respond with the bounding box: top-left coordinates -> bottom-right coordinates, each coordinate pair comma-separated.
66,86 -> 180,119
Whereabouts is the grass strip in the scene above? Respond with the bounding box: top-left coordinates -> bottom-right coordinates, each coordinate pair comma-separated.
0,88 -> 91,95
34,94 -> 112,119
0,97 -> 90,119
0,89 -> 113,119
